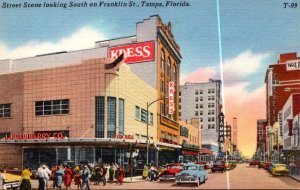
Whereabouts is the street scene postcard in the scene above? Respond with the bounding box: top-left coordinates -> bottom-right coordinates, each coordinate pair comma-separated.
0,0 -> 300,189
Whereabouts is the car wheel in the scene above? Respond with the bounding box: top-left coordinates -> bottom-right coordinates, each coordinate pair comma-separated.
176,183 -> 180,186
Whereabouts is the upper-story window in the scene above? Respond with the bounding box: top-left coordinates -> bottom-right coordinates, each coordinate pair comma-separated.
195,90 -> 199,95
35,99 -> 69,116
172,67 -> 176,83
200,90 -> 203,94
161,50 -> 165,72
0,104 -> 11,118
167,57 -> 171,77
161,80 -> 165,95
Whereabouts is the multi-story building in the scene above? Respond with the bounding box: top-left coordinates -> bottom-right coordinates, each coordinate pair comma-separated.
224,123 -> 231,141
257,119 -> 267,156
281,93 -> 300,170
179,79 -> 222,152
232,117 -> 238,152
265,52 -> 300,127
0,15 -> 182,167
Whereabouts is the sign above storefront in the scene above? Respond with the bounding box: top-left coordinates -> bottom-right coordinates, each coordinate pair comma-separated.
2,132 -> 65,140
108,41 -> 155,64
112,134 -> 134,140
286,59 -> 300,71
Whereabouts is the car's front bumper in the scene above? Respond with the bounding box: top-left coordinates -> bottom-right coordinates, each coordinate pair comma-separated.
159,175 -> 175,180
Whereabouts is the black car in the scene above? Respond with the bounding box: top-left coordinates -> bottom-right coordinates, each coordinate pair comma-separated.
211,161 -> 225,173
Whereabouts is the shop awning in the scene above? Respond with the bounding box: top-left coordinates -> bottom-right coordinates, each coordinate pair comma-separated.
200,148 -> 214,155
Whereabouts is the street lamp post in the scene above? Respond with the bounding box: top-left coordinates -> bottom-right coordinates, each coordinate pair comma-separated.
146,97 -> 167,165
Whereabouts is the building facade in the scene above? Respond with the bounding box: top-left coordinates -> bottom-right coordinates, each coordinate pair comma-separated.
0,15 -> 183,168
224,123 -> 231,141
232,117 -> 238,152
179,79 -> 222,152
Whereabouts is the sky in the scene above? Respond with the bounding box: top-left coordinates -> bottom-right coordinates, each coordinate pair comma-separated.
1,0 -> 300,158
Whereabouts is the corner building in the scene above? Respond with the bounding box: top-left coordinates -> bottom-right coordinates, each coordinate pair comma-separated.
0,15 -> 182,168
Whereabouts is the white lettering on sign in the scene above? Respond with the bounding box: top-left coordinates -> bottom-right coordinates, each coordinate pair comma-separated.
169,81 -> 175,114
286,59 -> 300,71
108,41 -> 155,64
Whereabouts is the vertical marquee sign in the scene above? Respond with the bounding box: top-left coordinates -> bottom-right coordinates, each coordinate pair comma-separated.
168,81 -> 175,114
218,112 -> 225,143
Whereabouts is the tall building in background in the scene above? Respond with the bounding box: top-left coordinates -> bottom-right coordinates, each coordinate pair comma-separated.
257,119 -> 267,160
224,123 -> 231,141
179,79 -> 222,153
265,52 -> 300,127
232,117 -> 238,152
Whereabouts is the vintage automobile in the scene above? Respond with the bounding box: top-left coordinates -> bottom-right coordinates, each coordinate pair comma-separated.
211,161 -> 226,173
268,163 -> 275,173
229,160 -> 237,169
195,161 -> 209,170
2,172 -> 22,189
264,162 -> 271,170
249,160 -> 259,166
224,160 -> 232,170
258,161 -> 265,168
271,164 -> 289,176
175,164 -> 208,186
159,163 -> 183,181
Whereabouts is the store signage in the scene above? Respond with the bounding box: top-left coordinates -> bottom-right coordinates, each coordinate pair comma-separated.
169,81 -> 175,114
2,132 -> 64,140
112,134 -> 134,140
286,59 -> 300,71
278,112 -> 283,136
218,112 -> 224,143
182,151 -> 198,155
108,41 -> 155,64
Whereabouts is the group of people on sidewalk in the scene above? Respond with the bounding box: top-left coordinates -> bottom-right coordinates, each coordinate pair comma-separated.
142,163 -> 159,182
15,162 -> 125,190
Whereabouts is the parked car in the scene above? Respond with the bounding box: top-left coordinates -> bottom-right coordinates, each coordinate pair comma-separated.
264,162 -> 271,170
175,164 -> 208,186
249,160 -> 259,166
2,172 -> 22,189
206,161 -> 214,169
211,161 -> 226,173
258,161 -> 265,168
159,163 -> 183,181
271,164 -> 289,176
268,163 -> 275,173
229,160 -> 237,169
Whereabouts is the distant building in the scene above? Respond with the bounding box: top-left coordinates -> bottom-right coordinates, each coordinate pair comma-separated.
224,123 -> 231,141
179,79 -> 222,153
232,117 -> 238,152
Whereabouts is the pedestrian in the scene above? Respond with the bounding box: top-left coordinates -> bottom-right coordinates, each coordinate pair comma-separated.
101,165 -> 107,186
74,171 -> 81,190
64,165 -> 72,190
36,165 -> 46,190
94,164 -> 101,185
81,165 -> 91,190
20,166 -> 32,190
0,169 -> 7,190
54,166 -> 64,190
43,165 -> 52,190
149,164 -> 156,182
108,164 -> 114,184
142,165 -> 148,180
51,165 -> 58,189
117,166 -> 124,185
114,164 -> 120,184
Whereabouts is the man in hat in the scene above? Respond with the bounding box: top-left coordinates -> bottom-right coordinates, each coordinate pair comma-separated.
36,165 -> 46,190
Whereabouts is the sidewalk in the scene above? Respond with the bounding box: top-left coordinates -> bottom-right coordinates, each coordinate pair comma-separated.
289,174 -> 300,182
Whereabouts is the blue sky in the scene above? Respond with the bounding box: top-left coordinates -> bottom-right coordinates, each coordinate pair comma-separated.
1,0 -> 300,156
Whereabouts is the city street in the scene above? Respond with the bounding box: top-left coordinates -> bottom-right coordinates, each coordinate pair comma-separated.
29,164 -> 300,189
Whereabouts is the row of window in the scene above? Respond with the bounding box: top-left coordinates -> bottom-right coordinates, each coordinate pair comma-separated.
199,117 -> 216,123
194,96 -> 215,102
194,89 -> 215,95
194,103 -> 215,109
35,99 -> 69,116
135,106 -> 154,125
161,131 -> 178,142
161,49 -> 177,82
0,104 -> 11,118
200,124 -> 216,129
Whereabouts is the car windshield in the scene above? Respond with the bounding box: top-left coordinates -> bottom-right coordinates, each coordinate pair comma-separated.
276,165 -> 287,169
184,166 -> 198,170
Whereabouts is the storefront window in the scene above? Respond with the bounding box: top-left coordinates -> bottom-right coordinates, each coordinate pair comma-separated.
95,96 -> 105,138
107,97 -> 116,138
119,98 -> 124,135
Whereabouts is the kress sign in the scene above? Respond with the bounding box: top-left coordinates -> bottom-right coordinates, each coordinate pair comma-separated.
108,41 -> 155,64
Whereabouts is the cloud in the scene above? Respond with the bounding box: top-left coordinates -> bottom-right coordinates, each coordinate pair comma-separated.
0,27 -> 106,60
223,51 -> 270,85
180,67 -> 218,85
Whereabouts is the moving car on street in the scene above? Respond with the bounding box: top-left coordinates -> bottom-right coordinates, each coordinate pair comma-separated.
271,164 -> 289,176
211,161 -> 226,173
249,160 -> 259,166
2,172 -> 22,189
159,163 -> 183,181
175,163 -> 208,186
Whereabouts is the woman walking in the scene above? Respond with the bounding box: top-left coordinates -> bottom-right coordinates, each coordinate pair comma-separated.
74,171 -> 81,190
64,166 -> 72,190
117,166 -> 124,185
54,166 -> 64,190
20,166 -> 32,190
